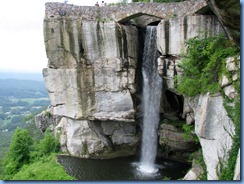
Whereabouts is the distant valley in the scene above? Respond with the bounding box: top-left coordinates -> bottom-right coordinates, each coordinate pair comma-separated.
0,73 -> 49,131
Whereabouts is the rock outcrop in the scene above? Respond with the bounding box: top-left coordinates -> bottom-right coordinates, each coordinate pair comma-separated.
206,0 -> 240,46
40,1 -> 224,158
194,93 -> 235,180
155,12 -> 240,178
158,122 -> 199,162
180,55 -> 240,180
43,19 -> 140,157
157,15 -> 223,56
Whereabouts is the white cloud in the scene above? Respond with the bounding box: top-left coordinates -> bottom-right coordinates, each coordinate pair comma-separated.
0,0 -> 131,73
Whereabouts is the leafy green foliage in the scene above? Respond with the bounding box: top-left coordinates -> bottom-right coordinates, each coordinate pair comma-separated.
0,131 -> 14,178
219,69 -> 240,180
11,154 -> 74,180
2,128 -> 33,177
176,36 -> 239,97
1,125 -> 67,180
37,129 -> 60,156
182,124 -> 199,143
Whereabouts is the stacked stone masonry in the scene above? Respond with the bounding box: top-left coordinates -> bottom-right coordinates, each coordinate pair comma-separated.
45,0 -> 207,22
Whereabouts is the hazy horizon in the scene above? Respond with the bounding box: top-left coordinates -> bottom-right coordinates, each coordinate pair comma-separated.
0,71 -> 43,81
0,0 -> 130,74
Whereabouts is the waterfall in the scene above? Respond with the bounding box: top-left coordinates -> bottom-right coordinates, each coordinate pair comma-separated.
139,26 -> 162,174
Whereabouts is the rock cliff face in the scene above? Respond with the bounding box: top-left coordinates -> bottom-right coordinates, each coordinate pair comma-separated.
41,9 -> 223,157
43,18 -> 140,157
39,1 -> 239,179
206,0 -> 240,46
158,54 -> 240,180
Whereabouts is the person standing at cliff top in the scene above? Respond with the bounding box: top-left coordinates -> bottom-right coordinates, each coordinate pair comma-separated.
101,1 -> 105,6
95,2 -> 99,6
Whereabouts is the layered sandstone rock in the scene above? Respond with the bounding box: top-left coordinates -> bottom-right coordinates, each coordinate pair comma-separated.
42,16 -> 140,157
157,15 -> 223,56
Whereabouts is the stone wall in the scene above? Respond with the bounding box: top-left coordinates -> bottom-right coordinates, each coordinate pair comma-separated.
45,0 -> 207,22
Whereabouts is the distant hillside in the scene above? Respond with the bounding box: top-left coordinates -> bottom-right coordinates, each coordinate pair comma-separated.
0,79 -> 48,98
0,72 -> 43,81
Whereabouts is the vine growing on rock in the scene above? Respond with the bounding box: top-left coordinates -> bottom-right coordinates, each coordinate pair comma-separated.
175,35 -> 239,97
219,60 -> 240,180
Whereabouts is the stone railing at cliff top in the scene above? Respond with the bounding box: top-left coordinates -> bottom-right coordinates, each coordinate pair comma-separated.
45,0 -> 207,22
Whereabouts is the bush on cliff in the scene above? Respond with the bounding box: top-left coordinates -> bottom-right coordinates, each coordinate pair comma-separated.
31,128 -> 60,159
175,35 -> 239,97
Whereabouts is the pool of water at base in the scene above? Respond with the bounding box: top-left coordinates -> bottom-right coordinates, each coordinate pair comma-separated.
57,155 -> 190,181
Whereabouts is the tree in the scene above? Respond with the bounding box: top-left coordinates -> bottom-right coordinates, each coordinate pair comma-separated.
37,128 -> 60,156
2,128 -> 33,177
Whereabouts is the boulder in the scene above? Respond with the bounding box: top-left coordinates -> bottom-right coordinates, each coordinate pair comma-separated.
194,93 -> 235,180
158,123 -> 198,162
35,108 -> 61,132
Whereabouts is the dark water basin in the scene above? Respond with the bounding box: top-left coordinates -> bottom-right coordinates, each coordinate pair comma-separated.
57,155 -> 190,181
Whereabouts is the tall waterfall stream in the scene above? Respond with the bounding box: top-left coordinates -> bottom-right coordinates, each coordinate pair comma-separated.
57,26 -> 190,180
139,26 -> 162,174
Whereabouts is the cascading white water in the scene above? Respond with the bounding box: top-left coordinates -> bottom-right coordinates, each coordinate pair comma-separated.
139,26 -> 162,174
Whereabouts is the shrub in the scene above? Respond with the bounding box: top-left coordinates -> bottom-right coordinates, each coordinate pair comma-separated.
175,35 -> 239,97
182,124 -> 199,143
37,128 -> 60,156
2,128 -> 33,177
11,154 -> 74,180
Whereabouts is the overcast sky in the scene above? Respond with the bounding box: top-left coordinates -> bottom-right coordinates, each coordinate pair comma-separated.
0,0 -> 131,73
